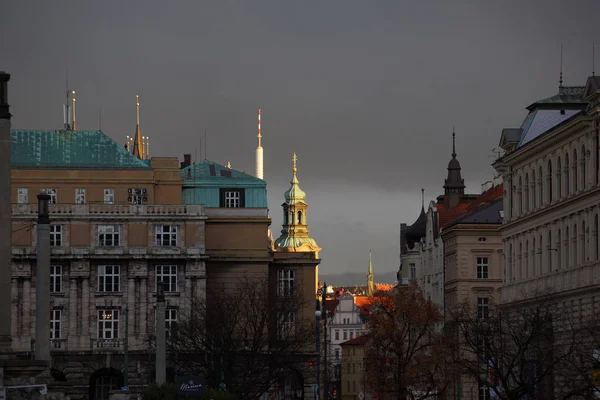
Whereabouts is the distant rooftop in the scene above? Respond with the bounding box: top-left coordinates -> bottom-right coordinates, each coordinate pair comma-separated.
181,160 -> 265,187
11,130 -> 151,169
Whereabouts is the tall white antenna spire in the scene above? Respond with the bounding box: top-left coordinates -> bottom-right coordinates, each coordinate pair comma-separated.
63,67 -> 71,130
71,90 -> 77,130
255,108 -> 264,179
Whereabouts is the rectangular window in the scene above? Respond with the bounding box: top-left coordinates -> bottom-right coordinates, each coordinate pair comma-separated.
50,225 -> 62,247
128,188 -> 147,205
225,191 -> 240,208
50,309 -> 61,340
166,308 -> 178,338
43,188 -> 57,204
335,330 -> 339,340
98,225 -> 121,246
277,311 -> 296,340
219,188 -> 245,208
350,330 -> 354,339
478,384 -> 490,400
409,263 -> 416,280
104,188 -> 115,205
98,265 -> 120,292
477,297 -> 490,320
477,257 -> 489,279
277,270 -> 295,296
343,330 -> 348,340
156,265 -> 178,292
75,188 -> 86,204
18,188 -> 28,204
50,265 -> 62,293
335,348 -> 340,359
98,309 -> 119,339
155,225 -> 177,247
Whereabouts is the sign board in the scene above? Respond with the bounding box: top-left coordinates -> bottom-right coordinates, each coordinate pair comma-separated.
358,392 -> 364,400
176,375 -> 206,397
0,387 -> 5,400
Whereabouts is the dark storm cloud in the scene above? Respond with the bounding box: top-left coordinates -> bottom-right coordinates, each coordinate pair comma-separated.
2,0 -> 598,280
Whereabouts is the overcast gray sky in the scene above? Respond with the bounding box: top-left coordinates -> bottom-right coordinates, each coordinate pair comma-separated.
2,0 -> 598,283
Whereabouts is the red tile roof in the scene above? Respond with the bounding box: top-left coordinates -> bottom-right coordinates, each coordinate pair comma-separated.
437,184 -> 504,230
340,335 -> 368,346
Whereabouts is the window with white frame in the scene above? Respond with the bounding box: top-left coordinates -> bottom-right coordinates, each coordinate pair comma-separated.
50,225 -> 62,246
98,309 -> 119,339
155,225 -> 177,247
50,265 -> 62,293
98,265 -> 120,292
104,188 -> 115,204
166,308 -> 178,338
277,311 -> 296,340
477,297 -> 490,320
42,188 -> 57,204
409,263 -> 416,280
50,309 -> 61,339
156,265 -> 177,292
477,257 -> 489,279
478,384 -> 490,400
225,191 -> 240,208
18,188 -> 28,204
75,188 -> 86,204
277,270 -> 295,296
98,225 -> 121,246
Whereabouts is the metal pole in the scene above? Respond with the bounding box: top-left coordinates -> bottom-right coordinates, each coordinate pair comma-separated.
323,282 -> 328,400
316,299 -> 321,400
156,282 -> 166,384
124,305 -> 129,387
35,194 -> 51,361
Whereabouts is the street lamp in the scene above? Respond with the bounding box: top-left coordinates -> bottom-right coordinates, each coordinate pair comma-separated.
316,299 -> 321,400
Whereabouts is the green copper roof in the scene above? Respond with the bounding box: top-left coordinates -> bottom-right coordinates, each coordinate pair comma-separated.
11,130 -> 151,169
181,160 -> 266,187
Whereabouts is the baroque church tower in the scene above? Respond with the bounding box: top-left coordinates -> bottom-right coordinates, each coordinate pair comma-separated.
275,153 -> 321,256
443,130 -> 465,208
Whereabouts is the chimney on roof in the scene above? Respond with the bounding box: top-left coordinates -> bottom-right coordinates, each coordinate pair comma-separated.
181,154 -> 192,169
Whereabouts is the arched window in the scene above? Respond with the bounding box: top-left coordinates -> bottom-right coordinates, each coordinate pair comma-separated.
581,144 -> 587,190
532,237 -> 536,277
538,166 -> 543,206
283,210 -> 288,225
532,170 -> 537,208
547,160 -> 553,203
582,220 -> 586,263
547,230 -> 552,273
538,234 -> 543,276
565,226 -> 570,269
509,243 -> 513,281
297,210 -> 303,224
564,152 -> 570,195
519,242 -> 523,280
573,149 -> 578,192
518,176 -> 523,214
525,240 -> 529,278
524,173 -> 529,212
573,223 -> 578,266
557,229 -> 562,270
595,214 -> 599,261
556,157 -> 562,199
96,376 -> 118,400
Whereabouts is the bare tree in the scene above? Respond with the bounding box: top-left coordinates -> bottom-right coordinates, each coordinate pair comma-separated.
450,297 -> 588,400
166,277 -> 315,400
364,282 -> 451,400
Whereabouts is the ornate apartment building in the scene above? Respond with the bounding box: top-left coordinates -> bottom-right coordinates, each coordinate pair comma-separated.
493,77 -> 600,310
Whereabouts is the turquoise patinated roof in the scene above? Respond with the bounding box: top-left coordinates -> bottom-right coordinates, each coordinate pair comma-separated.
11,130 -> 151,169
181,160 -> 265,187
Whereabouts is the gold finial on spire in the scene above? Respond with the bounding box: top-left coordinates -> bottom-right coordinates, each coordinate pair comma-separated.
227,161 -> 232,169
292,153 -> 298,172
71,90 -> 77,131
136,94 -> 140,125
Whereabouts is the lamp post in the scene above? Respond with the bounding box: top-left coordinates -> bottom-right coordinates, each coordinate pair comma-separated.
322,282 -> 328,400
315,299 -> 321,400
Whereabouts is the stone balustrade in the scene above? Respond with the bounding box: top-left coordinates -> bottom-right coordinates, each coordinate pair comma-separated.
11,203 -> 205,217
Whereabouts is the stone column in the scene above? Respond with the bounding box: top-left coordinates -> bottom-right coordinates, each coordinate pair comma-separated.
127,277 -> 135,348
35,194 -> 51,361
0,72 -> 12,352
69,278 -> 77,340
140,279 -> 147,337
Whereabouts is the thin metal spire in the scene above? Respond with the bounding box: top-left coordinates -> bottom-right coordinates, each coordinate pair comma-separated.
452,128 -> 456,159
593,43 -> 596,77
204,128 -> 207,160
559,44 -> 564,89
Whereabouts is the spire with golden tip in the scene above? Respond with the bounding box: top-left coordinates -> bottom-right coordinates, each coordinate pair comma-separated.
367,249 -> 375,297
132,95 -> 144,160
71,90 -> 76,131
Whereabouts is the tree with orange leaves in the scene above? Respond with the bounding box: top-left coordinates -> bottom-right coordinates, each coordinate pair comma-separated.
364,282 -> 451,400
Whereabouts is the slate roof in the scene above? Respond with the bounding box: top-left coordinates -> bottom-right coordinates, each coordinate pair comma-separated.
517,109 -> 582,148
10,130 -> 151,169
181,160 -> 265,187
526,86 -> 586,110
448,198 -> 503,227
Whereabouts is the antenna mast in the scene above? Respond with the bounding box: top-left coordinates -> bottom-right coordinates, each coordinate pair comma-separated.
63,67 -> 71,130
